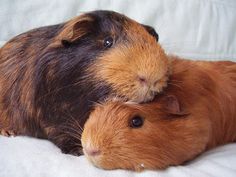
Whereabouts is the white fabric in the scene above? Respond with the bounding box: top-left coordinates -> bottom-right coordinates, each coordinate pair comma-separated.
0,0 -> 236,177
0,0 -> 236,60
0,136 -> 236,177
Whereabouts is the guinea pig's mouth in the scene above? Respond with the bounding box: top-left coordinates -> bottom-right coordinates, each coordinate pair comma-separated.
84,153 -> 147,171
131,89 -> 157,103
131,77 -> 168,103
82,144 -> 104,166
107,90 -> 156,104
82,145 -> 117,170
82,144 -> 149,171
83,149 -> 121,171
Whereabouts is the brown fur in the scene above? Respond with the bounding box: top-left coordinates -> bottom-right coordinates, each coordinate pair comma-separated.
90,22 -> 169,102
0,10 -> 169,154
81,57 -> 236,171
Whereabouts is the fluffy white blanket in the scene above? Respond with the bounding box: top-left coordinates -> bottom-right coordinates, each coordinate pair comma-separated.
1,136 -> 236,177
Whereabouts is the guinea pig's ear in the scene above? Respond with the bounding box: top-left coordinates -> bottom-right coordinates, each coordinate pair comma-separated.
142,24 -> 159,42
60,15 -> 95,47
162,95 -> 189,117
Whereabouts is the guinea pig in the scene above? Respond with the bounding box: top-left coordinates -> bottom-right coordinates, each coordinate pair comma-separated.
81,57 -> 236,171
0,10 -> 169,155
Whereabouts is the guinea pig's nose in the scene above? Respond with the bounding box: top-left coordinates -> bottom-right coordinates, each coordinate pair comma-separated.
138,76 -> 147,86
151,90 -> 158,96
84,147 -> 101,157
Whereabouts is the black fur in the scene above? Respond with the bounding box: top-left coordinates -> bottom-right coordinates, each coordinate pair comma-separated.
0,10 -> 160,155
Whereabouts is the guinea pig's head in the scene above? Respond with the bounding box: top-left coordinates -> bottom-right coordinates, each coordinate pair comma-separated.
81,96 -> 210,171
54,10 -> 169,103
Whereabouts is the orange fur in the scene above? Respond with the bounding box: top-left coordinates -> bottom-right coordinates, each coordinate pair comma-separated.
88,20 -> 170,103
82,57 -> 236,171
0,10 -> 170,154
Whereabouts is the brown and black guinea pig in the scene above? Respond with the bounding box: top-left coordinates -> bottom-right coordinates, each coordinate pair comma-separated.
0,10 -> 170,155
82,58 -> 236,171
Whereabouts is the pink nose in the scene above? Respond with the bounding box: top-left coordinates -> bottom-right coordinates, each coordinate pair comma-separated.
84,147 -> 101,156
138,76 -> 147,85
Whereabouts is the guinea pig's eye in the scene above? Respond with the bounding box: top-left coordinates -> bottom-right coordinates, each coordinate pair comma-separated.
103,36 -> 113,48
130,116 -> 144,128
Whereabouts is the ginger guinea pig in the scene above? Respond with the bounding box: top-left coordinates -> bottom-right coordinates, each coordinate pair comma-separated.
0,10 -> 169,154
82,58 -> 236,171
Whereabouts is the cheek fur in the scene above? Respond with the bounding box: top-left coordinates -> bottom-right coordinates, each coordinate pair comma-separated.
86,22 -> 170,103
82,100 -> 211,171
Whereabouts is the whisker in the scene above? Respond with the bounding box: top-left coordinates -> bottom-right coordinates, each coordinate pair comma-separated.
61,110 -> 84,132
66,118 -> 84,133
94,63 -> 130,72
168,82 -> 182,89
37,75 -> 92,100
62,130 -> 81,140
170,79 -> 183,84
59,124 -> 83,137
144,85 -> 151,101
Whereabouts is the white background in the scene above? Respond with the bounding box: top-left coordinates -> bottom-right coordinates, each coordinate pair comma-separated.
0,0 -> 236,177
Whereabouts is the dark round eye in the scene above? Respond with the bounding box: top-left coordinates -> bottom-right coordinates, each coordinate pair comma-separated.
130,116 -> 144,128
104,36 -> 113,48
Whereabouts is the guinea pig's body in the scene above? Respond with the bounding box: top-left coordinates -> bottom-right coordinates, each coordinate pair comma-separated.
0,10 -> 169,154
82,57 -> 236,171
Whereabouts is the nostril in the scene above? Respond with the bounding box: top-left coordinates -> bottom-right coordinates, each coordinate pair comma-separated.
84,147 -> 101,156
138,76 -> 147,85
151,90 -> 158,96
153,80 -> 159,86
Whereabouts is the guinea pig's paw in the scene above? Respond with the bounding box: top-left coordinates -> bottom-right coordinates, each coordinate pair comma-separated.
0,129 -> 16,137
